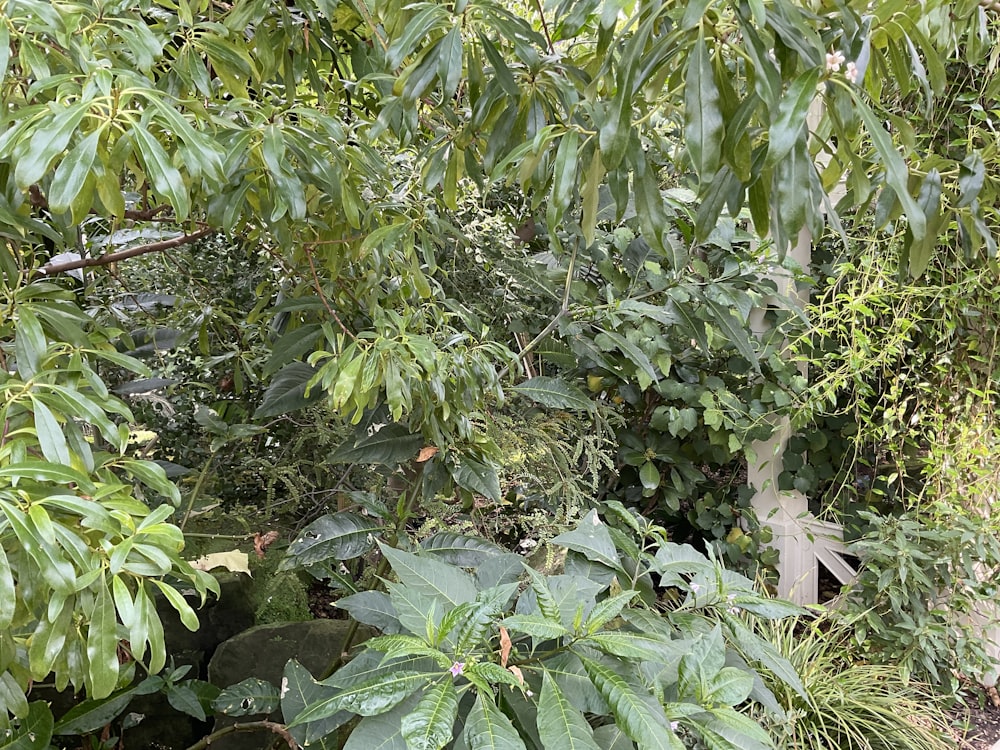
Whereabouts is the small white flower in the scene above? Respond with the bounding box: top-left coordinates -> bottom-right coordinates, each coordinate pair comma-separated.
845,61 -> 858,84
689,582 -> 701,594
825,51 -> 845,73
670,721 -> 680,732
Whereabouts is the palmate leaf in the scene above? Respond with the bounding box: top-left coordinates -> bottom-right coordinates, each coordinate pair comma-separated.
282,512 -> 382,569
575,650 -> 682,750
400,679 -> 459,750
464,693 -> 526,750
537,671 -> 600,750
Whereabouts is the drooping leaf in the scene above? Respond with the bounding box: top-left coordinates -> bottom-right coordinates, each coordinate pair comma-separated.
336,591 -> 402,633
291,671 -> 428,726
86,577 -> 119,699
212,678 -> 281,717
282,512 -> 382,568
254,361 -> 323,418
684,33 -> 723,182
281,659 -> 349,747
330,423 -> 423,465
511,376 -> 594,411
420,532 -> 509,566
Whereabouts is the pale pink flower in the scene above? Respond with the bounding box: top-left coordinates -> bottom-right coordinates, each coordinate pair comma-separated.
449,662 -> 465,677
825,51 -> 845,73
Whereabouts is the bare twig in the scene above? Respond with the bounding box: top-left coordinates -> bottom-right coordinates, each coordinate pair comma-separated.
185,721 -> 298,750
532,0 -> 555,54
36,228 -> 216,276
304,244 -> 356,340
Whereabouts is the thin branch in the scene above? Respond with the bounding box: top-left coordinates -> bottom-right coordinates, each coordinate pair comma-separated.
36,228 -> 216,276
185,721 -> 298,750
304,244 -> 356,340
532,0 -> 555,54
498,246 -> 576,380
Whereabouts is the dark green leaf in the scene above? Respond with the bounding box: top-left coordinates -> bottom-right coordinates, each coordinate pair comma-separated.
465,693 -> 526,750
537,672 -> 600,750
684,34 -> 723,182
283,512 -> 382,568
511,376 -> 594,411
212,678 -> 280,717
254,361 -> 323,418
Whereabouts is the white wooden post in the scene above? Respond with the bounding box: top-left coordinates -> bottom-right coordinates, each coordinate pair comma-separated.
746,100 -> 855,605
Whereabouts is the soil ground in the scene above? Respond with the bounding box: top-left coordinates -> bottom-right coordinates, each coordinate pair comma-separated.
958,692 -> 1000,749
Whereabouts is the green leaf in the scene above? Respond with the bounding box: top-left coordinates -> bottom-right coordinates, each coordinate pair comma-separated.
330,424 -> 423,465
773,131 -> 813,251
14,306 -> 46,378
500,614 -> 569,639
582,590 -> 638,633
511,376 -> 593,411
401,679 -> 458,750
639,461 -> 659,491
212,678 -> 280,717
292,671 -> 428,725
851,91 -> 925,244
678,626 -> 726,701
167,684 -> 208,721
546,129 -> 579,229
254,361 -> 323,418
582,632 -> 687,665
593,725 -> 633,750
725,619 -> 805,699
905,168 -> 941,278
283,512 -> 382,568
53,685 -> 141,735
29,397 -> 70,467
551,510 -> 621,570
281,660 -> 348,747
343,693 -> 421,750
130,124 -> 191,220
86,578 -> 120,699
958,152 -> 985,208
336,591 -> 402,633
537,671 -> 600,750
420,533 -> 509,567
151,579 -> 199,631
0,545 -> 15,629
575,651 -> 680,750
0,701 -> 54,749
14,100 -> 91,188
684,34 -> 723,182
465,693 -> 526,750
704,299 -> 760,373
379,544 -> 477,607
47,129 -> 100,219
767,68 -> 820,165
451,457 -> 501,502
704,667 -> 754,706
695,707 -> 772,750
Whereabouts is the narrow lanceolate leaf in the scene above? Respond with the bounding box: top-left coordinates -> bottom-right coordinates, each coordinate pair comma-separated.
86,578 -> 120,699
401,680 -> 458,750
465,693 -> 526,750
14,306 -> 46,378
546,129 -> 579,229
537,671 -> 600,750
906,168 -> 941,278
511,376 -> 593,411
14,100 -> 91,187
575,651 -> 681,750
767,67 -> 820,165
48,129 -> 100,217
31,397 -> 70,466
130,125 -> 191,220
684,34 -> 723,182
851,91 -> 924,243
774,133 -> 812,249
0,545 -> 15,628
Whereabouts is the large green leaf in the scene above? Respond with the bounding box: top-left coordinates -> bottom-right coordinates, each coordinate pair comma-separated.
47,129 -> 100,219
14,100 -> 91,188
420,532 -> 509,567
536,671 -> 600,750
254,361 -> 323,418
291,671 -> 429,726
550,511 -> 621,570
330,423 -> 423,465
281,659 -> 349,747
401,679 -> 458,750
575,651 -> 681,750
343,693 -> 422,750
465,693 -> 526,750
380,545 -> 478,607
766,68 -> 819,165
0,701 -> 54,750
511,376 -> 594,411
86,577 -> 120,699
282,512 -> 383,569
336,591 -> 403,633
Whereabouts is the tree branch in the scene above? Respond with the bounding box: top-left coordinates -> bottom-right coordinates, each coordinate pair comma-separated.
36,228 -> 216,276
185,720 -> 299,750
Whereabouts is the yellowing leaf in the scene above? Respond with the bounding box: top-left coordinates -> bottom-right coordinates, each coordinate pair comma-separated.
191,550 -> 251,576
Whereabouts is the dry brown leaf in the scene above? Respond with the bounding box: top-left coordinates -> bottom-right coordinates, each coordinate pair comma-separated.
499,626 -> 512,667
253,530 -> 280,559
191,550 -> 251,576
507,665 -> 524,686
416,446 -> 439,462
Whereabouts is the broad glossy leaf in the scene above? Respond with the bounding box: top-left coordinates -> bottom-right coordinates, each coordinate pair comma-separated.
693,707 -> 772,750
511,376 -> 593,411
254,361 -> 323,418
329,423 -> 422,465
703,667 -> 754,706
14,100 -> 90,188
500,614 -> 569,639
283,512 -> 382,568
0,701 -> 53,749
290,671 -> 428,725
537,671 -> 600,750
212,678 -> 280,716
546,129 -> 579,229
465,693 -> 526,750
14,306 -> 46,378
725,619 -> 805,698
593,725 -> 634,750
